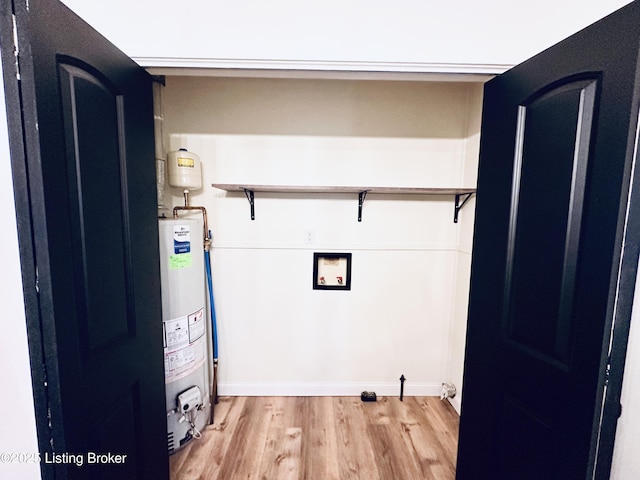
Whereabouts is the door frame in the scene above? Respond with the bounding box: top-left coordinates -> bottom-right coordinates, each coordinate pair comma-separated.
591,105 -> 640,478
0,2 -> 56,476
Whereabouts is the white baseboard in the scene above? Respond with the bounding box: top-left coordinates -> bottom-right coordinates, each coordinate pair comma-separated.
448,395 -> 462,415
218,382 -> 442,397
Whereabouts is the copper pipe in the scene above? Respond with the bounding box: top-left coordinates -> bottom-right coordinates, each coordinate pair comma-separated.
210,359 -> 219,424
172,190 -> 210,248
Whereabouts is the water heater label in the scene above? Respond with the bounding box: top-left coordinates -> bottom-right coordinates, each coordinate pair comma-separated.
164,308 -> 206,383
173,225 -> 191,254
164,316 -> 189,351
169,253 -> 192,270
177,156 -> 195,168
164,337 -> 205,384
188,308 -> 205,343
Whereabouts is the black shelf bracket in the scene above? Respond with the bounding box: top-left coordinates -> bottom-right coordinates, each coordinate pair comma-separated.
358,190 -> 368,222
454,192 -> 474,223
244,188 -> 255,220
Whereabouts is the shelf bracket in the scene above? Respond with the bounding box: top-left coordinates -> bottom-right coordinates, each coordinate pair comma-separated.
358,190 -> 368,222
454,193 -> 474,223
244,188 -> 255,220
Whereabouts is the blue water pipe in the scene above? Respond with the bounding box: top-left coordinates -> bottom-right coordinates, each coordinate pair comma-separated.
204,230 -> 219,419
205,248 -> 218,358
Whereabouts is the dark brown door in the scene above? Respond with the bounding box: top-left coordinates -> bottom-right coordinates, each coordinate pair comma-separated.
1,0 -> 168,478
457,3 -> 640,479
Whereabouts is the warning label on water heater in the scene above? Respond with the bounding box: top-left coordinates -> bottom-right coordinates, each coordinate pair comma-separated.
188,308 -> 205,343
163,307 -> 206,383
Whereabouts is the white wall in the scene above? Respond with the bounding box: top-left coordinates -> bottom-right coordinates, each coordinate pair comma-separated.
0,61 -> 41,480
162,77 -> 480,396
446,82 -> 483,413
611,258 -> 640,478
163,77 -> 473,138
60,0 -> 631,73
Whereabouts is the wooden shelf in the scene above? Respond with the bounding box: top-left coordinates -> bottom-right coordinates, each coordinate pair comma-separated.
212,183 -> 475,195
211,183 -> 476,222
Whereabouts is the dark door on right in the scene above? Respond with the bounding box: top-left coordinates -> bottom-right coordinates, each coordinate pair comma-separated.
457,2 -> 640,479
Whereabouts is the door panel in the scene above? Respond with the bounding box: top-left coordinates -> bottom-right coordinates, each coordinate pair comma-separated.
59,60 -> 134,353
496,392 -> 554,479
457,3 -> 640,479
88,384 -> 141,480
505,77 -> 597,366
1,0 -> 168,478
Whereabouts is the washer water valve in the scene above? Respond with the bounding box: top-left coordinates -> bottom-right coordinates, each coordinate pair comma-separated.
441,382 -> 457,400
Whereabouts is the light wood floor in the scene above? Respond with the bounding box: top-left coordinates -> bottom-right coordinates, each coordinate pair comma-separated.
169,396 -> 459,480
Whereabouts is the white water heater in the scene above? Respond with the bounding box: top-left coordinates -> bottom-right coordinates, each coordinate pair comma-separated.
158,217 -> 210,453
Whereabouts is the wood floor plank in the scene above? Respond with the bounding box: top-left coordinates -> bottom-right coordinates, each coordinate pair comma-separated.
364,397 -> 424,480
318,397 -> 341,480
363,394 -> 391,425
391,396 -> 457,479
169,439 -> 193,478
169,396 -> 459,480
257,397 -> 299,480
272,427 -> 302,480
171,396 -> 246,480
334,397 -> 381,479
294,397 -> 340,480
209,396 -> 273,479
169,397 -> 233,478
416,397 -> 460,462
187,397 -> 246,480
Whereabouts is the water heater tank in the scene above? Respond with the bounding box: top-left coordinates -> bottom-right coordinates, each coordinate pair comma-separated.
167,148 -> 202,190
158,218 -> 210,453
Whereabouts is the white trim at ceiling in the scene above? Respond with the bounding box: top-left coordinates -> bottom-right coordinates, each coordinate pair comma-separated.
139,57 -> 510,81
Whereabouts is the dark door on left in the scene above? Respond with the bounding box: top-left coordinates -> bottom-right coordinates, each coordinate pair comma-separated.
0,0 -> 168,478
